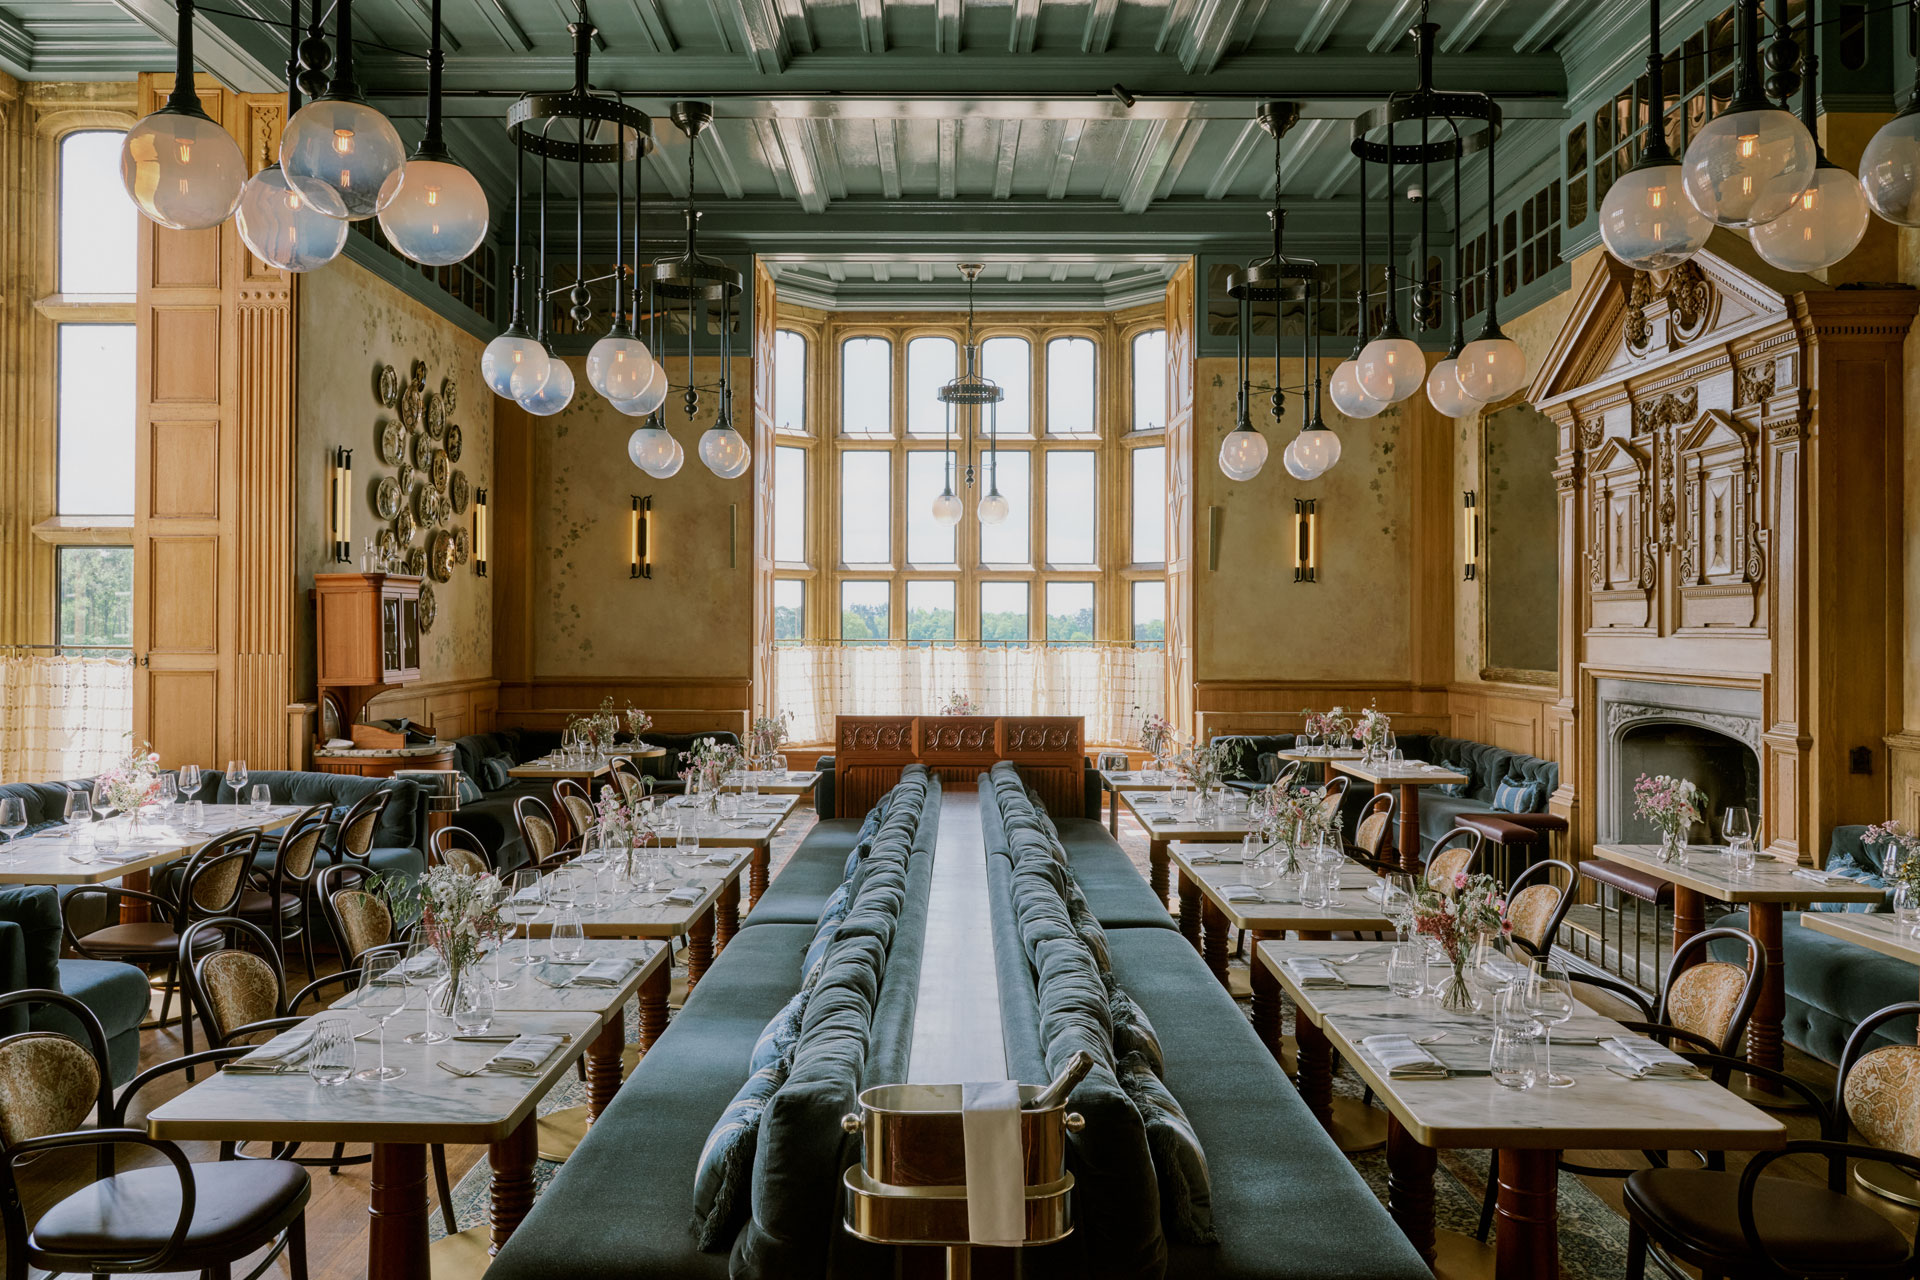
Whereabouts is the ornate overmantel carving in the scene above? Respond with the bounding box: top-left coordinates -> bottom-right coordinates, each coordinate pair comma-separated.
1631,386 -> 1697,435
1624,262 -> 1716,356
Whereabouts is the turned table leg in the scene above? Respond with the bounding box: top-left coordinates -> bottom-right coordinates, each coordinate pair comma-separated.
714,881 -> 740,953
585,1007 -> 625,1119
748,846 -> 769,909
1177,871 -> 1202,954
1149,838 -> 1170,910
1386,1116 -> 1437,1266
1295,1015 -> 1333,1130
1397,784 -> 1423,876
637,959 -> 670,1053
1200,898 -> 1230,988
1249,929 -> 1284,1065
1671,885 -> 1706,974
685,906 -> 715,991
368,1143 -> 430,1280
488,1118 -> 539,1256
1108,785 -> 1120,836
1745,902 -> 1787,1097
1494,1148 -> 1560,1280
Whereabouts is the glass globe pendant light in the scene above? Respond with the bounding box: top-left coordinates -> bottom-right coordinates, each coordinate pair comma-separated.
236,4 -> 348,271
1598,0 -> 1711,269
1861,42 -> 1920,224
1457,125 -> 1528,404
1355,129 -> 1424,405
120,0 -> 247,231
519,350 -> 574,417
1681,0 -> 1815,228
1285,274 -> 1343,482
612,360 -> 670,417
377,0 -> 488,266
699,408 -> 753,480
931,395 -> 964,525
1330,156 -> 1387,419
280,0 -> 406,221
515,149 -> 571,418
655,429 -> 685,479
587,105 -> 656,403
1751,13 -> 1868,271
627,419 -> 677,476
1425,147 -> 1477,417
482,143 -> 549,400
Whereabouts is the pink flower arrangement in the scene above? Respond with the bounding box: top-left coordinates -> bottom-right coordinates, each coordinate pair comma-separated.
1135,707 -> 1175,758
97,743 -> 162,817
939,691 -> 981,717
1632,773 -> 1701,837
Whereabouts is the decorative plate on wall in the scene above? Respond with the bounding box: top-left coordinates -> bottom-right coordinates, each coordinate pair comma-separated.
378,528 -> 398,561
394,507 -> 415,546
425,393 -> 446,439
453,526 -> 470,563
448,469 -> 471,514
431,453 -> 450,495
440,377 -> 457,413
319,693 -> 343,742
430,529 -> 454,582
374,476 -> 400,520
376,364 -> 400,408
443,423 -> 463,462
416,485 -> 441,525
379,420 -> 405,466
399,380 -> 423,430
405,546 -> 426,577
418,580 -> 437,632
413,430 -> 435,467
396,461 -> 414,494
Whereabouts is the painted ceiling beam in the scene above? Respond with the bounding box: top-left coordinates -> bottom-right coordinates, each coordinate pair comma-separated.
0,11 -> 36,76
876,119 -> 902,198
773,0 -> 814,54
1438,0 -> 1508,53
768,116 -> 831,212
1082,0 -> 1119,53
1366,0 -> 1422,53
1154,0 -> 1198,54
1512,0 -> 1582,53
751,117 -> 796,202
992,119 -> 1021,199
626,0 -> 675,53
934,0 -> 960,52
1178,0 -> 1251,74
701,124 -> 748,199
1008,0 -> 1038,53
937,117 -> 956,199
1295,0 -> 1351,52
1205,118 -> 1264,200
714,0 -> 791,72
108,0 -> 281,91
857,0 -> 886,53
392,0 -> 460,53
1267,116 -> 1336,197
1046,118 -> 1085,199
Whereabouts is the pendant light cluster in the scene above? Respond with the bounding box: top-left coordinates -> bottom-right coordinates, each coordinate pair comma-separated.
1600,0 -> 1876,275
122,0 -> 488,275
933,265 -> 1008,525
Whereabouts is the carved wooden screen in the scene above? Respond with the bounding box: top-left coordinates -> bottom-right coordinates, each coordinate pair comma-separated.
833,715 -> 1086,817
1674,409 -> 1761,630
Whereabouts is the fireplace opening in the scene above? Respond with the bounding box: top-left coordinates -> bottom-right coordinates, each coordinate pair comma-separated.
1617,721 -> 1760,845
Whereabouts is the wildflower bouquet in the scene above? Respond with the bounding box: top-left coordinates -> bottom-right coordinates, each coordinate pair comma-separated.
680,737 -> 744,801
1864,820 -> 1920,890
1135,707 -> 1175,760
1412,871 -> 1510,1011
386,865 -> 504,981
625,702 -> 654,739
1356,706 -> 1391,756
97,742 -> 162,821
1301,707 -> 1351,741
747,711 -> 791,769
1633,773 -> 1702,862
939,691 -> 980,716
595,785 -> 661,878
1176,738 -> 1243,795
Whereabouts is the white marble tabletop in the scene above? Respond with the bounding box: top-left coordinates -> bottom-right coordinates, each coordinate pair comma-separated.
1259,940 -> 1787,1151
1798,911 -> 1920,966
721,770 -> 820,794
1119,790 -> 1262,840
507,754 -> 619,779
0,804 -> 306,885
336,939 -> 669,1018
1275,746 -> 1366,762
1329,759 -> 1470,787
1099,770 -> 1176,789
651,793 -> 796,844
518,849 -> 753,939
1591,843 -> 1886,904
147,1008 -> 600,1146
1172,844 -> 1398,932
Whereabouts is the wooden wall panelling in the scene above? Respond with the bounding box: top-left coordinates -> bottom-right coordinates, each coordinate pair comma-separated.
495,677 -> 751,739
832,715 -> 1087,818
1163,260 -> 1196,738
750,262 -> 776,720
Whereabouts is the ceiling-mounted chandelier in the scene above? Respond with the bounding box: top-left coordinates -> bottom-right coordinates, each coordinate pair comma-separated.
934,264 -> 1007,524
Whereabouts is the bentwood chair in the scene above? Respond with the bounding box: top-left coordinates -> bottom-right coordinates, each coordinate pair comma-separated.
1350,793 -> 1396,864
239,802 -> 330,984
553,778 -> 597,844
316,862 -> 408,971
608,756 -> 653,805
430,825 -> 493,876
1315,775 -> 1350,824
0,989 -> 311,1280
327,789 -> 392,868
514,794 -> 565,869
63,833 -> 257,1061
1504,858 -> 1577,961
1423,827 -> 1484,891
1478,926 -> 1767,1241
1623,1001 -> 1920,1280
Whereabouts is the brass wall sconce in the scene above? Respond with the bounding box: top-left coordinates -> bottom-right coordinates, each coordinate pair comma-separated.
1462,489 -> 1479,581
474,487 -> 489,578
631,495 -> 652,579
1293,498 -> 1317,583
329,446 -> 352,563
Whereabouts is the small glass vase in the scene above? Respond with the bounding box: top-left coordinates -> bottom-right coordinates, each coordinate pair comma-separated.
448,966 -> 493,1035
1659,828 -> 1689,866
1436,957 -> 1482,1013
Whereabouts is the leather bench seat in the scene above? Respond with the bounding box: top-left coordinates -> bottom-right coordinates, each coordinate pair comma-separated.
1579,857 -> 1674,904
486,923 -> 815,1280
741,819 -> 862,926
1053,819 -> 1176,930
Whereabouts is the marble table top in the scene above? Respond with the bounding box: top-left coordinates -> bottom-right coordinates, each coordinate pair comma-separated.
1591,843 -> 1886,904
722,770 -> 821,794
651,793 -> 796,843
1259,940 -> 1786,1151
507,754 -> 619,779
0,804 -> 306,885
1099,770 -> 1176,790
147,1008 -> 599,1146
1329,759 -> 1470,787
517,849 -> 753,939
334,939 -> 668,1018
1119,790 -> 1262,840
1171,844 -> 1398,932
1275,747 -> 1367,762
1798,911 -> 1920,966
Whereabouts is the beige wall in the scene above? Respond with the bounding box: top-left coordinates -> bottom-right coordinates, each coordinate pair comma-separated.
294,257 -> 494,699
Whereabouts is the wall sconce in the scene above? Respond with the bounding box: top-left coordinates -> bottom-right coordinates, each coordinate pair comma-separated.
631,494 -> 652,579
1462,489 -> 1479,581
474,487 -> 488,578
329,446 -> 352,563
1293,498 -> 1317,583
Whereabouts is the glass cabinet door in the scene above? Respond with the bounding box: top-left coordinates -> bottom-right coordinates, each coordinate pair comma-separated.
381,597 -> 402,673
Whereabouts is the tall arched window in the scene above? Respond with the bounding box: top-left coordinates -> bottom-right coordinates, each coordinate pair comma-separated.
774,329 -> 808,432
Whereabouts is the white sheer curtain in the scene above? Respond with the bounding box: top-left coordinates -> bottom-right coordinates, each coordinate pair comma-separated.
0,653 -> 133,783
776,644 -> 1163,745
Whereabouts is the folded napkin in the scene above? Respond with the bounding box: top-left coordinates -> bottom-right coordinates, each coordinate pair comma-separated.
1360,1034 -> 1449,1079
1220,884 -> 1267,902
1186,852 -> 1242,865
229,1027 -> 316,1073
655,886 -> 703,906
961,1080 -> 1025,1247
1792,867 -> 1848,885
1601,1036 -> 1699,1077
570,957 -> 637,987
1281,957 -> 1345,987
701,852 -> 735,866
484,1034 -> 565,1075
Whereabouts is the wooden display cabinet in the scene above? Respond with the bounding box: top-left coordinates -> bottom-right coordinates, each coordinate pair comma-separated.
313,573 -> 423,731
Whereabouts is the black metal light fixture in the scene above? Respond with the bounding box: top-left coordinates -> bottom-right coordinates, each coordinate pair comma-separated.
935,264 -> 1007,525
1219,102 -> 1307,484
630,495 -> 652,579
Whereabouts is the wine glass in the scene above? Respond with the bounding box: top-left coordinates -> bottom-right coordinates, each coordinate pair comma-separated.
178,763 -> 203,800
1524,959 -> 1576,1087
226,760 -> 249,800
503,869 -> 542,973
63,792 -> 95,861
157,773 -> 180,813
354,951 -> 408,1081
400,937 -> 448,1044
1898,882 -> 1920,939
1722,806 -> 1751,850
0,799 -> 26,844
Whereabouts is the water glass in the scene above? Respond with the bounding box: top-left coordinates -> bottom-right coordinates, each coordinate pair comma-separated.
249,784 -> 271,815
551,910 -> 585,962
1729,841 -> 1757,876
308,1017 -> 354,1086
1299,863 -> 1334,910
1489,1011 -> 1540,1090
227,760 -> 249,797
774,753 -> 789,778
183,799 -> 206,832
676,820 -> 703,865
1387,943 -> 1427,998
742,779 -> 760,805
1897,882 -> 1920,938
718,792 -> 740,821
0,799 -> 25,844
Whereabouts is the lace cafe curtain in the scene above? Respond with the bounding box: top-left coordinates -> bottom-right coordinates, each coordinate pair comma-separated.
776,643 -> 1164,746
0,653 -> 133,783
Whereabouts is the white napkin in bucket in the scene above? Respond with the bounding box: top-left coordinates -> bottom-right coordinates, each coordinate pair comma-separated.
961,1080 -> 1025,1246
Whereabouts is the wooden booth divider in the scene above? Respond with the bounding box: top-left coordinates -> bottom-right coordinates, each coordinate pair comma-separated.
833,716 -> 1087,818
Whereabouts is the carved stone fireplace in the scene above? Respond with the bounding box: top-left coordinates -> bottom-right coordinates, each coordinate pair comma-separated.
1595,678 -> 1761,844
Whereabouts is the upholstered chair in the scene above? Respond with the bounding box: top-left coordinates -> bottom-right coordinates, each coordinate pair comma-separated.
514,795 -> 563,868
430,825 -> 493,876
608,756 -> 653,805
1423,828 -> 1484,892
1504,858 -> 1577,960
328,789 -> 392,867
0,989 -> 311,1278
317,863 -> 403,971
553,779 -> 596,845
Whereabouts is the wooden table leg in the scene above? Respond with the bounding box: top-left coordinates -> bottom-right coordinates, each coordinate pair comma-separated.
121,867 -> 152,924
1108,785 -> 1119,836
1199,898 -> 1230,988
1397,784 -> 1423,875
1385,1115 -> 1437,1266
1249,929 -> 1284,1064
714,881 -> 739,953
748,846 -> 769,909
368,1143 -> 430,1280
1149,838 -> 1170,909
1744,902 -> 1787,1097
1177,870 -> 1202,954
1493,1148 -> 1559,1280
1295,1014 -> 1333,1130
488,1117 -> 539,1256
685,906 -> 715,991
637,960 -> 670,1053
1671,884 -> 1705,973
585,1007 -> 624,1120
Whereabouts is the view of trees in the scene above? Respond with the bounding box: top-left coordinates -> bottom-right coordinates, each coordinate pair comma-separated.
58,546 -> 132,649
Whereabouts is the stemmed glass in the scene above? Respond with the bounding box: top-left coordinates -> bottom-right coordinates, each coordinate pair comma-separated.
675,819 -> 704,869
1723,806 -> 1755,876
1524,959 -> 1576,1087
400,937 -> 448,1044
178,763 -> 204,801
0,799 -> 26,844
354,951 -> 408,1081
1382,873 -> 1416,940
1898,882 -> 1920,939
157,773 -> 180,815
63,791 -> 95,860
502,869 -> 542,975
226,760 -> 249,801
